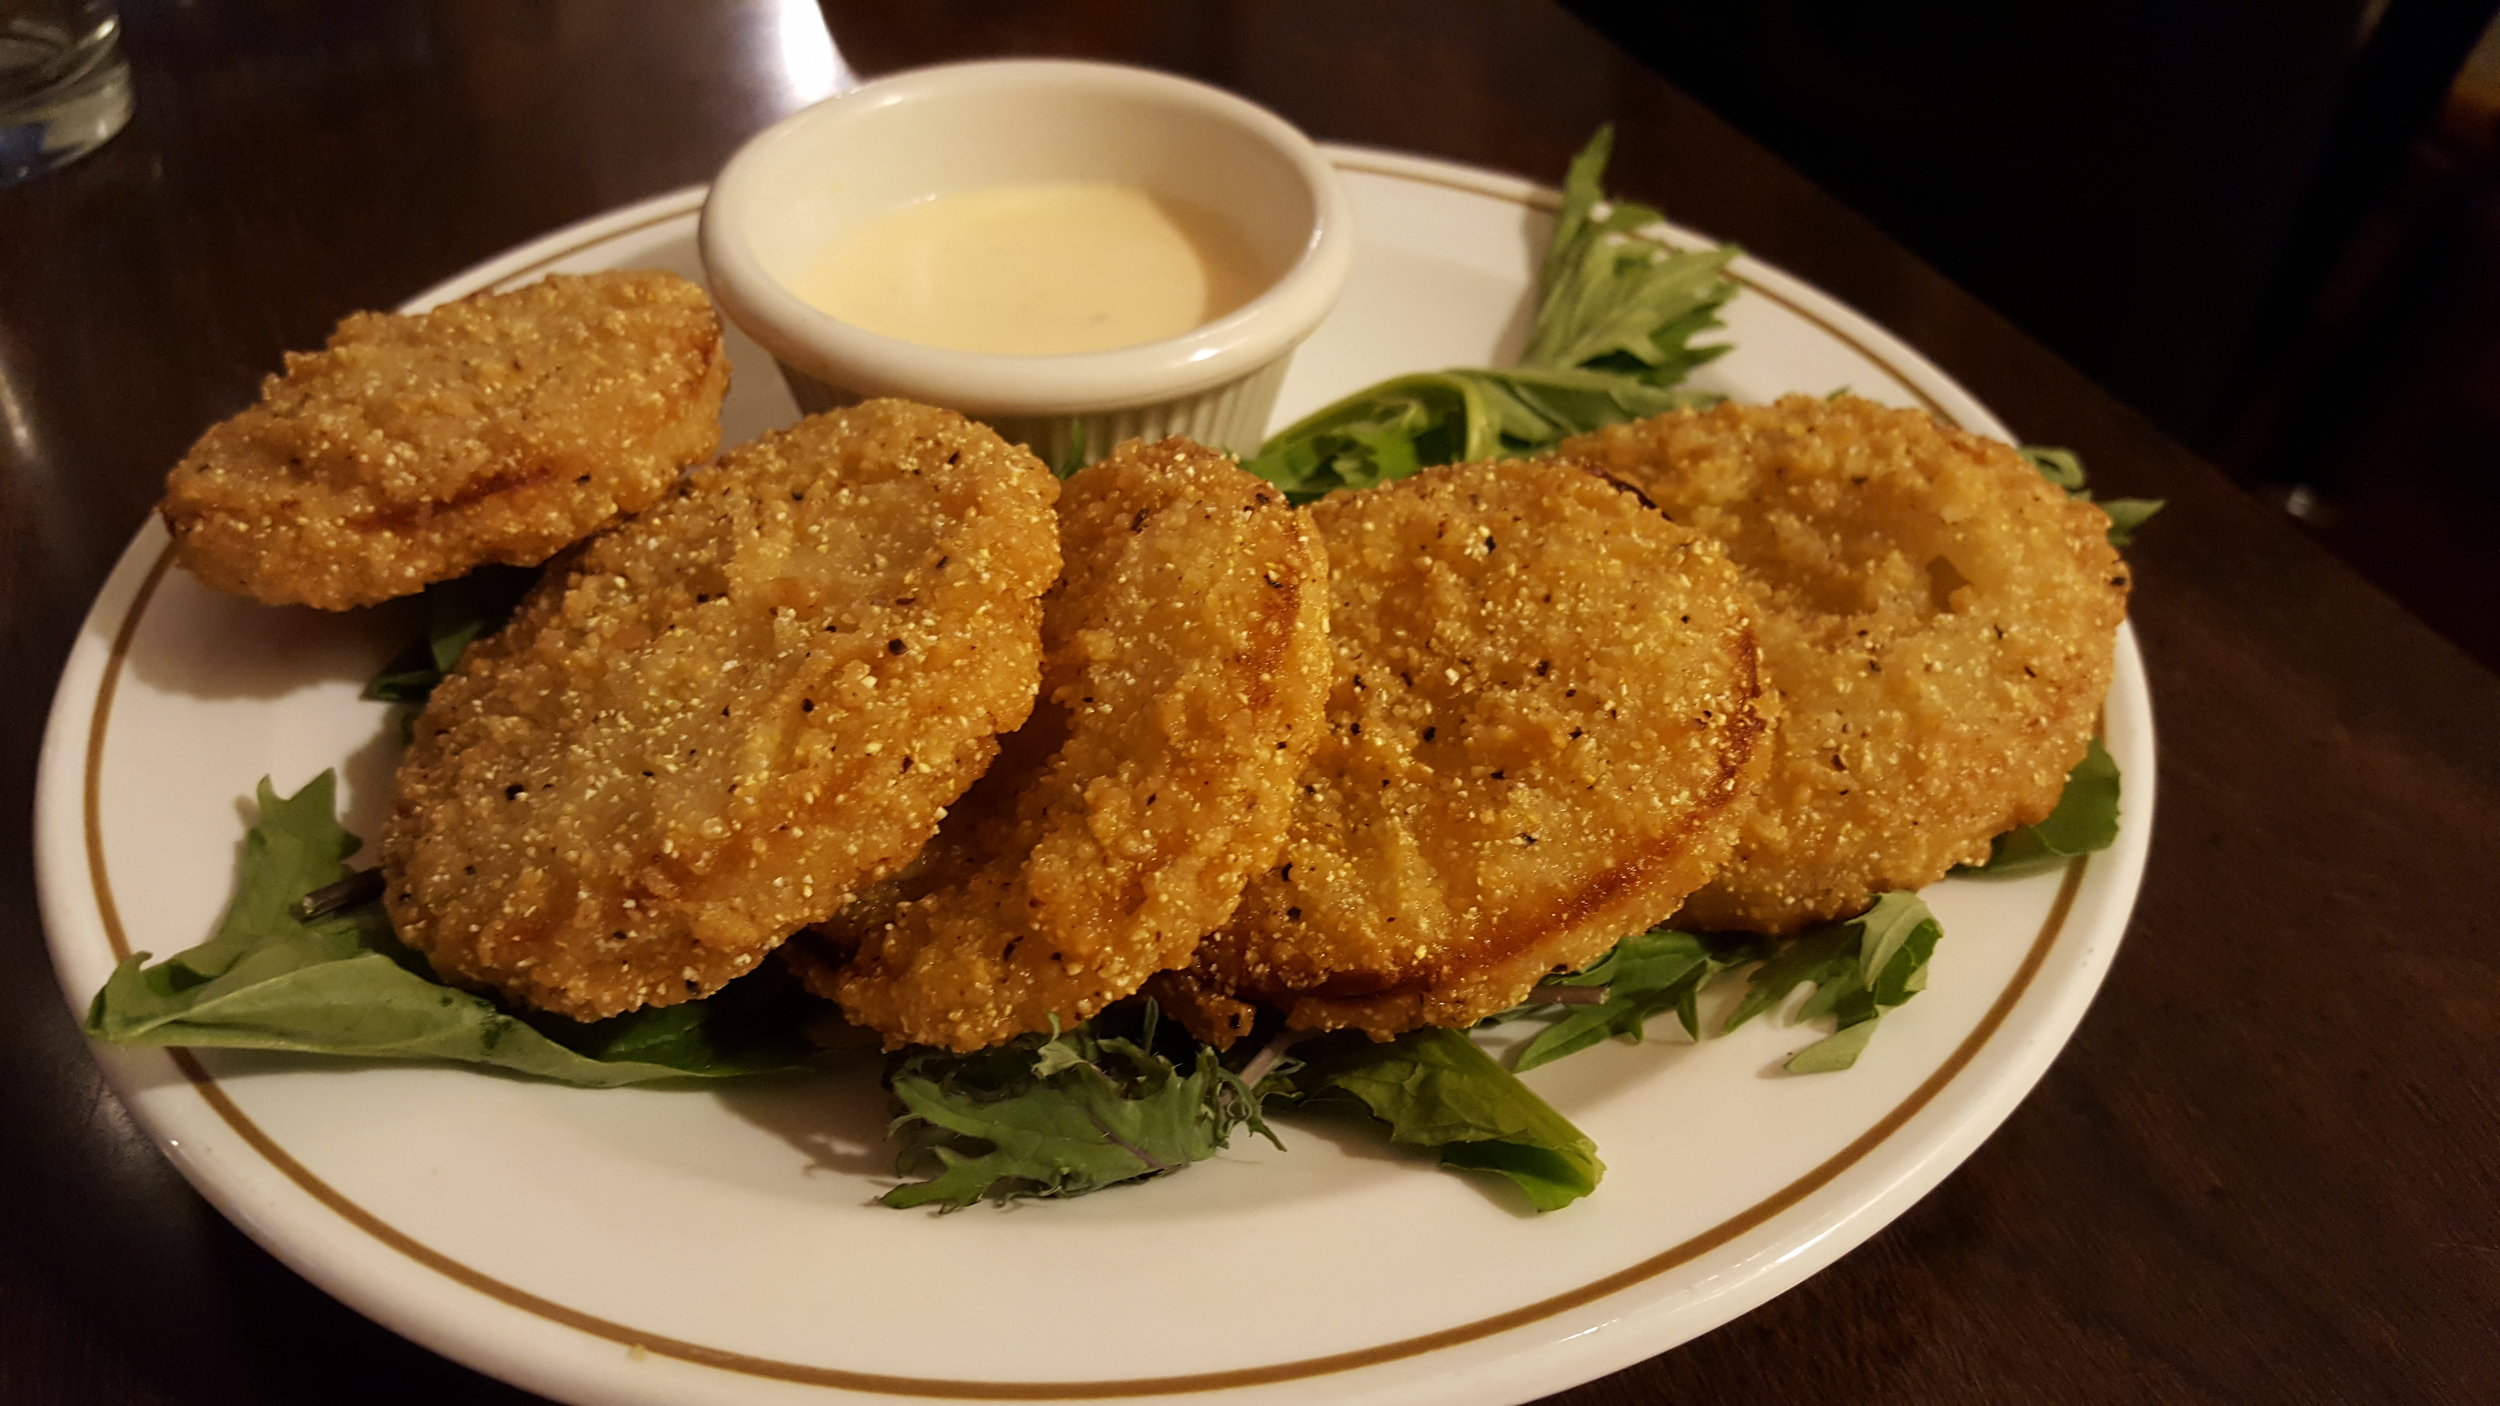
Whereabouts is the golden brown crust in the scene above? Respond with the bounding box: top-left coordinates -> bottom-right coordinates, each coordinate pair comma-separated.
380,401 -> 1059,1020
1562,394 -> 2130,932
809,438 -> 1333,1052
1165,457 -> 1769,1044
160,270 -> 728,609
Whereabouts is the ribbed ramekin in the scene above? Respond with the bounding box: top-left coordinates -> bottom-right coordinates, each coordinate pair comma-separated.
699,59 -> 1354,464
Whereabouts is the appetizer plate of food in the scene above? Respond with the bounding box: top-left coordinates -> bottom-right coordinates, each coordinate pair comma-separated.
36,142 -> 2152,1406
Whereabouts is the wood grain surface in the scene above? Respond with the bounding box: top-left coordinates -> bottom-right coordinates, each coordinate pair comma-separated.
1,3 -> 2494,1403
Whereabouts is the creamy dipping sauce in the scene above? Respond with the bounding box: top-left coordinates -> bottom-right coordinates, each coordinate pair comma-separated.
797,182 -> 1269,356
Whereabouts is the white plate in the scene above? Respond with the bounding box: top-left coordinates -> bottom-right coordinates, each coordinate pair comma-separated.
35,147 -> 2153,1406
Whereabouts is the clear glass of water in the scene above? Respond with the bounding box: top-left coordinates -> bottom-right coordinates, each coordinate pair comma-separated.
0,0 -> 129,184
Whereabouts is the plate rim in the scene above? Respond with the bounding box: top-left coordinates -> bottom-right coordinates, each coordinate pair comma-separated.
34,150 -> 2153,1405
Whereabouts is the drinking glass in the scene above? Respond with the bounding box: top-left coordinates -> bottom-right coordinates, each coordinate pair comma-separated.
0,0 -> 129,184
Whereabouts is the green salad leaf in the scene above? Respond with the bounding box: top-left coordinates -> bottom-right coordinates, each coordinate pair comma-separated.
1500,894 -> 1946,1077
1523,127 -> 1740,387
1242,127 -> 1737,500
364,566 -> 537,703
881,1009 -> 1277,1209
1963,737 -> 2122,876
1723,891 -> 1943,1073
1509,927 -> 1768,1071
85,773 -> 813,1085
2018,444 -> 2088,492
1279,1027 -> 1603,1210
1051,420 -> 1090,478
1983,448 -> 2137,874
2018,445 -> 2165,548
1243,367 -> 1716,501
2097,497 -> 2165,547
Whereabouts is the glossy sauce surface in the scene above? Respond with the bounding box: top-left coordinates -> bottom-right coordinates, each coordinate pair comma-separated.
798,182 -> 1267,355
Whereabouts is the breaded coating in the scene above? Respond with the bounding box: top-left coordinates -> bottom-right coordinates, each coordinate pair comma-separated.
160,270 -> 728,609
805,439 -> 1332,1052
1154,458 -> 1769,1045
380,401 -> 1060,1020
1562,394 -> 2130,932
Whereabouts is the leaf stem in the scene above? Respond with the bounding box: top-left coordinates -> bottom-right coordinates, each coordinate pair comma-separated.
293,867 -> 384,921
1235,1027 -> 1304,1088
1081,1105 -> 1175,1175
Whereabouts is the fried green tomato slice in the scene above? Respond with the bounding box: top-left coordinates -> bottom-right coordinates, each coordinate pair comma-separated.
798,438 -> 1332,1053
380,401 -> 1059,1020
1562,394 -> 2131,933
1152,457 -> 1769,1045
160,270 -> 728,609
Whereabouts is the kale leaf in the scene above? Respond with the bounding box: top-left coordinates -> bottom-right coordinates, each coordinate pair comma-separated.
882,1009 -> 1277,1209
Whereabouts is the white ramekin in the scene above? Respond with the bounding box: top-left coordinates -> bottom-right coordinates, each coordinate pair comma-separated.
698,59 -> 1354,465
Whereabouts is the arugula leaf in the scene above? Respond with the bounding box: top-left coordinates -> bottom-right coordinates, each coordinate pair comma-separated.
1051,420 -> 1089,478
1510,927 -> 1768,1071
1519,128 -> 1740,387
1279,1027 -> 1603,1210
2097,497 -> 2165,548
881,1011 -> 1276,1209
1722,891 -> 1943,1073
1784,1020 -> 1877,1074
1243,373 -> 1479,499
2017,445 -> 2087,492
1964,737 -> 2122,876
2018,445 -> 2165,548
1246,367 -> 1715,501
365,566 -> 536,703
85,773 -> 812,1085
1242,128 -> 1736,499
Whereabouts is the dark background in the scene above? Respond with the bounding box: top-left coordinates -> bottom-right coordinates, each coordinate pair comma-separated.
3,3 -> 2497,1404
1572,0 -> 2500,669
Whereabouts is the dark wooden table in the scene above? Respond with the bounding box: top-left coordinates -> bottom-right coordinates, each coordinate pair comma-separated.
5,3 -> 2496,1402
